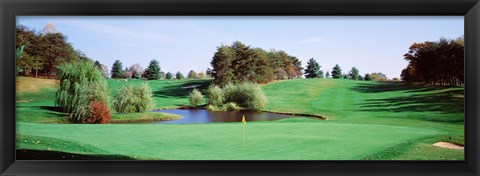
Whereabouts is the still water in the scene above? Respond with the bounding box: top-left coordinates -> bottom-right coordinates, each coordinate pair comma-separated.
151,109 -> 296,124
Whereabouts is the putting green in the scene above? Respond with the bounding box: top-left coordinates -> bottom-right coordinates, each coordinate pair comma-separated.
17,121 -> 441,160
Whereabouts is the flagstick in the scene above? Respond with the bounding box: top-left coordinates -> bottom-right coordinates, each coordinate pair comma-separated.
242,123 -> 246,147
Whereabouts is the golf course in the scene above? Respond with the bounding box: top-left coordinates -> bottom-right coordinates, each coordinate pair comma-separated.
16,76 -> 464,160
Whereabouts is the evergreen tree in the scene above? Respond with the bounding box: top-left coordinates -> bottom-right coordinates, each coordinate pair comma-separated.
144,59 -> 161,80
331,64 -> 342,79
304,58 -> 322,78
111,60 -> 125,79
176,71 -> 184,79
188,70 -> 197,79
165,72 -> 173,80
348,67 -> 360,80
325,71 -> 330,78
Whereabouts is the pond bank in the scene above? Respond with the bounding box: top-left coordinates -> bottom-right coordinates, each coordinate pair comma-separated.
110,112 -> 182,124
151,106 -> 327,120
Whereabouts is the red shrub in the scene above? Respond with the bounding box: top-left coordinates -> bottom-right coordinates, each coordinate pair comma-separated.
84,100 -> 112,124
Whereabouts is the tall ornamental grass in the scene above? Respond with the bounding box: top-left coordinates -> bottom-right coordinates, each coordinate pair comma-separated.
55,61 -> 110,123
113,83 -> 154,113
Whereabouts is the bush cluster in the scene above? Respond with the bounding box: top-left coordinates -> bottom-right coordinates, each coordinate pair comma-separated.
223,83 -> 266,110
223,102 -> 241,111
204,83 -> 266,111
188,89 -> 204,107
113,83 -> 154,113
206,85 -> 224,106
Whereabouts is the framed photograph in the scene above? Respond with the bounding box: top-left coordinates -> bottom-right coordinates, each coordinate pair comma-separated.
1,0 -> 479,175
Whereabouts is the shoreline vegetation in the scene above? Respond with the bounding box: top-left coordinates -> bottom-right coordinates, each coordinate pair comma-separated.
155,106 -> 328,120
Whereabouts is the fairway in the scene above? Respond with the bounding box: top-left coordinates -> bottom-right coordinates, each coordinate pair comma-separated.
16,77 -> 465,160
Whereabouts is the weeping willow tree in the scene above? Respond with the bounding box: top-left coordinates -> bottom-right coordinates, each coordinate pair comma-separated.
55,60 -> 109,123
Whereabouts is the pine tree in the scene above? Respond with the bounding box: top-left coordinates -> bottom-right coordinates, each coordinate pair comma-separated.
331,64 -> 342,79
176,71 -> 184,80
304,58 -> 322,78
111,60 -> 124,79
144,59 -> 161,80
166,72 -> 173,80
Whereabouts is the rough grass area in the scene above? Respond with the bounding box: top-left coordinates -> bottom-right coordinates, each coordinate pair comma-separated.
16,77 -> 57,94
16,77 -> 464,160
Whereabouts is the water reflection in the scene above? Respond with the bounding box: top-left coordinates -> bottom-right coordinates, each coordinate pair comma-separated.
151,109 -> 295,124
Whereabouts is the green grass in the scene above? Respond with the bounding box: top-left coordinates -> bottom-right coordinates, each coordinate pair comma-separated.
107,78 -> 212,109
110,112 -> 181,123
15,77 -> 464,160
17,121 -> 447,160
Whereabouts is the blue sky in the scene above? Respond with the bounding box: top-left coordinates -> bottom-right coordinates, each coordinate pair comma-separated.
17,16 -> 463,78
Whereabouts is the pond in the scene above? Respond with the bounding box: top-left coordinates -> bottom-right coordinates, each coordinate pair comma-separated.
151,109 -> 302,124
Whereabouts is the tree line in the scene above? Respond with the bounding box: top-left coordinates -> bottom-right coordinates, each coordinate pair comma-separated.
16,24 -> 89,77
109,59 -> 207,80
210,41 -> 303,86
401,37 -> 464,86
16,24 -> 208,81
209,41 -> 389,86
303,58 -> 388,81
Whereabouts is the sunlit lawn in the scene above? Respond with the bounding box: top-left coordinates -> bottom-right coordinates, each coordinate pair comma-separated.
16,77 -> 464,160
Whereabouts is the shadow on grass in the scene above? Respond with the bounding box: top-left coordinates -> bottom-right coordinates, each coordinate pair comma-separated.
350,81 -> 452,94
351,82 -> 464,122
153,80 -> 211,98
39,106 -> 63,112
16,149 -> 136,160
16,106 -> 67,118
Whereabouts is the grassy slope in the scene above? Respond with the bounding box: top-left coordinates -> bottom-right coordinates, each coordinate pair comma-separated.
107,78 -> 211,109
16,77 -> 464,160
263,79 -> 464,159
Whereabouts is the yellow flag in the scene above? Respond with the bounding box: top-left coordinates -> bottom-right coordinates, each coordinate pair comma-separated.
242,115 -> 246,124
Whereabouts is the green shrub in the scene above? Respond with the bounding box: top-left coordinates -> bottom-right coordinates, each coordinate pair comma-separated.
223,83 -> 266,110
206,104 -> 217,111
206,85 -> 224,106
223,102 -> 241,111
189,88 -> 204,107
55,61 -> 110,123
113,83 -> 154,113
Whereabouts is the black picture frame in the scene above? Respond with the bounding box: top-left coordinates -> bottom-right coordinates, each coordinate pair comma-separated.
1,0 -> 479,175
